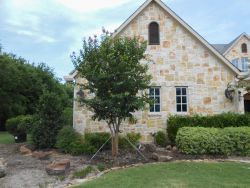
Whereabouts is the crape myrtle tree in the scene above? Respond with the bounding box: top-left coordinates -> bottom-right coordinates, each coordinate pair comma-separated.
71,30 -> 152,156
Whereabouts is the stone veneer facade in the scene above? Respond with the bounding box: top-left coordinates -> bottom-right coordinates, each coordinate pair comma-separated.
73,1 -> 247,142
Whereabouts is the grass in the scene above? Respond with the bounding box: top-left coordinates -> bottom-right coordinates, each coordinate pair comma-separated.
75,162 -> 250,188
0,131 -> 15,144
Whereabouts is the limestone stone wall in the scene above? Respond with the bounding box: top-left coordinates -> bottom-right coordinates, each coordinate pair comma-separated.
73,1 -> 237,142
225,36 -> 250,62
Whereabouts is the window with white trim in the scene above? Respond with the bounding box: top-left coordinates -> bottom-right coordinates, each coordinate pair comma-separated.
242,57 -> 249,72
176,87 -> 188,112
149,87 -> 160,112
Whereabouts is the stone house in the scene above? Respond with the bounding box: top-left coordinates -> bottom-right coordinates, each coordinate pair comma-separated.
65,0 -> 250,142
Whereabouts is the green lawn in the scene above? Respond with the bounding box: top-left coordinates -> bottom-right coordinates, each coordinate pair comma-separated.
0,131 -> 15,144
75,162 -> 250,188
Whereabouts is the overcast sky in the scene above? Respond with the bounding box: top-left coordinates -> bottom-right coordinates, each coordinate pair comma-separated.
0,0 -> 249,79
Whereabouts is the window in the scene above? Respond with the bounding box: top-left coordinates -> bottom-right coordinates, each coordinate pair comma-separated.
242,43 -> 247,53
149,22 -> 160,45
232,58 -> 239,68
242,57 -> 249,72
149,87 -> 160,112
176,87 -> 188,112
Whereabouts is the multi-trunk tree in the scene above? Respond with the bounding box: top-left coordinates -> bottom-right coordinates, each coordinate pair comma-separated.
72,31 -> 152,156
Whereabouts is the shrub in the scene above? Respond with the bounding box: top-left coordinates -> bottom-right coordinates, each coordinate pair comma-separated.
31,91 -> 64,148
6,115 -> 35,135
176,127 -> 250,156
167,113 -> 250,143
84,132 -> 111,150
119,133 -> 141,149
56,127 -> 98,155
155,131 -> 167,147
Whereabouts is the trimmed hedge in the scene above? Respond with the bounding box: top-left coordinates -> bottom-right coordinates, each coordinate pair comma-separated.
176,127 -> 250,156
6,115 -> 35,135
167,113 -> 250,143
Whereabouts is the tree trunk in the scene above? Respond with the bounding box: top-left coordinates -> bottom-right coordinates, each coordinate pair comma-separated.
111,132 -> 119,157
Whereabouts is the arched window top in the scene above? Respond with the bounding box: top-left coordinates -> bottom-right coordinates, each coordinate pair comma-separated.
242,43 -> 247,53
149,22 -> 160,45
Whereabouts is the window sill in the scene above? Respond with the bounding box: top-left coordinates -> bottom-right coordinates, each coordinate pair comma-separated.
148,112 -> 162,117
175,112 -> 188,116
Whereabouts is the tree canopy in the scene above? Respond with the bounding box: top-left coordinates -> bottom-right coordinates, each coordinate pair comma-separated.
72,31 -> 152,156
0,48 -> 72,130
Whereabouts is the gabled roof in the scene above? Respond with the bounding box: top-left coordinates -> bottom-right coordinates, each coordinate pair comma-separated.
66,0 -> 248,81
212,33 -> 250,56
113,0 -> 243,75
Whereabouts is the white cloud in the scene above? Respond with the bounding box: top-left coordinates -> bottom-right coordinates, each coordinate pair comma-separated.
16,30 -> 56,43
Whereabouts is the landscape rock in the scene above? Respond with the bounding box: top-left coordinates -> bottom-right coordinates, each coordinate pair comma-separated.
32,151 -> 51,160
20,145 -> 32,155
151,153 -> 159,161
46,159 -> 70,176
0,158 -> 7,178
166,145 -> 172,151
156,147 -> 165,153
144,143 -> 156,152
151,153 -> 173,162
172,146 -> 177,152
158,155 -> 173,162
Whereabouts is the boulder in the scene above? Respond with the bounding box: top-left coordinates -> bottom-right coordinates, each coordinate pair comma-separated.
0,158 -> 6,178
151,153 -> 173,162
151,152 -> 159,161
144,143 -> 157,152
158,155 -> 173,162
166,145 -> 172,151
32,151 -> 51,160
46,159 -> 70,176
20,145 -> 32,155
172,146 -> 177,152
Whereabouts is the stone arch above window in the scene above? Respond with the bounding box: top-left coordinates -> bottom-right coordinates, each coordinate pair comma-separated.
148,22 -> 160,45
242,43 -> 247,53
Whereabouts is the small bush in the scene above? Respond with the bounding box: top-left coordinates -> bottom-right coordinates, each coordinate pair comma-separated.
6,115 -> 35,135
56,126 -> 86,155
85,132 -> 111,150
167,113 -> 250,143
56,126 -> 99,155
155,131 -> 167,147
176,127 -> 250,156
73,166 -> 93,179
119,133 -> 141,149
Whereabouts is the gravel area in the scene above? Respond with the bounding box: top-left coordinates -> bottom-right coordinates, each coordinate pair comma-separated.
0,144 -> 87,188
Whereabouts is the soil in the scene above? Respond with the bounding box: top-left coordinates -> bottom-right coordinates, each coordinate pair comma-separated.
0,143 -> 250,188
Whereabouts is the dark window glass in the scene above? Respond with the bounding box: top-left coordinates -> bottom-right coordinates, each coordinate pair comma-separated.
149,22 -> 160,45
177,104 -> 182,112
176,88 -> 181,95
242,43 -> 247,53
176,87 -> 188,112
182,105 -> 187,112
176,96 -> 181,103
155,105 -> 160,112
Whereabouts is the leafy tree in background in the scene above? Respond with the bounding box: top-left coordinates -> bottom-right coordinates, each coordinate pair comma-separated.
0,46 -> 73,131
72,31 -> 152,156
